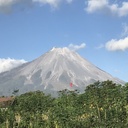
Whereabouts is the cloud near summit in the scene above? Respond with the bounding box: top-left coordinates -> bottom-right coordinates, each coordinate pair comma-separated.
0,0 -> 73,12
85,0 -> 128,17
68,43 -> 86,51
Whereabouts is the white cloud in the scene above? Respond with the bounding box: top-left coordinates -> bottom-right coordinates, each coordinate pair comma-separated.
68,43 -> 86,51
85,0 -> 128,17
105,37 -> 128,51
86,0 -> 108,13
0,58 -> 27,73
0,0 -> 73,12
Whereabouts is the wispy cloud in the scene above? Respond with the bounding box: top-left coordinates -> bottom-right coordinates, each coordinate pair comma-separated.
121,23 -> 128,37
68,43 -> 86,51
105,37 -> 128,51
0,58 -> 27,73
114,69 -> 120,73
0,0 -> 18,13
33,0 -> 60,8
66,0 -> 73,4
85,0 -> 128,17
95,44 -> 104,49
0,0 -> 73,13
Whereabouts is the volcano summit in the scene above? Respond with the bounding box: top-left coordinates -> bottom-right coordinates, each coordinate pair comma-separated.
0,48 -> 124,96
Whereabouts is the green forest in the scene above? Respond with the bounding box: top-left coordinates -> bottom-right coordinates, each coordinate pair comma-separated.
0,80 -> 128,128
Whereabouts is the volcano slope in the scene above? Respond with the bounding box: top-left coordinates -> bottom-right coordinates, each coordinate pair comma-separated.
0,48 -> 124,96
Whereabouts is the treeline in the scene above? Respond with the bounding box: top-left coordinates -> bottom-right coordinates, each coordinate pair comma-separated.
0,80 -> 128,128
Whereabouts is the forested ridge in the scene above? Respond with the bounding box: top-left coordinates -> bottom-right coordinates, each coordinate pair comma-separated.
0,80 -> 128,128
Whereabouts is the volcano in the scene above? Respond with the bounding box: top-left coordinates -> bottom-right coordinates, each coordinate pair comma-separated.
0,47 -> 124,96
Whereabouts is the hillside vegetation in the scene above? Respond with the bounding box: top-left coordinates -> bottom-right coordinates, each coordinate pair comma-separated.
0,80 -> 128,128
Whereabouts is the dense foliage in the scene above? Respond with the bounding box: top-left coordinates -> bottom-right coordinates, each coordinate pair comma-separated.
0,80 -> 128,128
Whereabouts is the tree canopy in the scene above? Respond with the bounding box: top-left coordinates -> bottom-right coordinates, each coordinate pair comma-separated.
0,80 -> 128,128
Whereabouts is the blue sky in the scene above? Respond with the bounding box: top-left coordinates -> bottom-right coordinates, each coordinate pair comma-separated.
0,0 -> 128,82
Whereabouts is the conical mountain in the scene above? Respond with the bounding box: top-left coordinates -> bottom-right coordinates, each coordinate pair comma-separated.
0,47 -> 124,96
